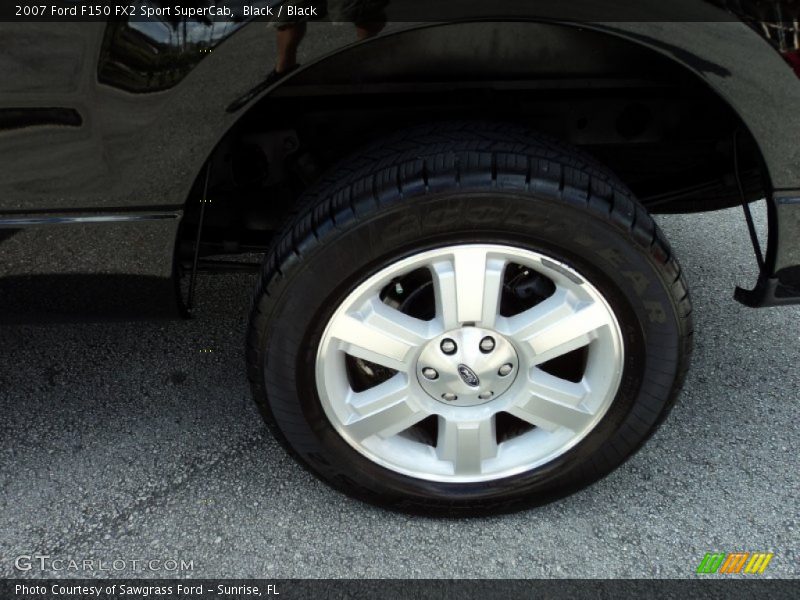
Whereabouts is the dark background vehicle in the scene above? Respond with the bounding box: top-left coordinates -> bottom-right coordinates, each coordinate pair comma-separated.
2,0 -> 799,513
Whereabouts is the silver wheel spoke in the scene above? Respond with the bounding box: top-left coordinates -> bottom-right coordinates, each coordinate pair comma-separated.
504,290 -> 611,365
344,377 -> 426,441
328,298 -> 429,372
508,373 -> 593,432
437,416 -> 498,475
349,374 -> 410,415
431,248 -> 505,329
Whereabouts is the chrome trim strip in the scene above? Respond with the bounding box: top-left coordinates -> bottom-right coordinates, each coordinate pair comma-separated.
0,213 -> 179,228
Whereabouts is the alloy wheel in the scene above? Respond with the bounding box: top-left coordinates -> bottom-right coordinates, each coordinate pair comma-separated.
315,244 -> 625,483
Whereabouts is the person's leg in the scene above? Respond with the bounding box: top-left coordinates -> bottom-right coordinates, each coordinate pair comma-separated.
333,0 -> 386,40
274,21 -> 307,73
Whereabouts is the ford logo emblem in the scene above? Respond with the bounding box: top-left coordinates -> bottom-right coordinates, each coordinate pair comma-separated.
457,364 -> 480,387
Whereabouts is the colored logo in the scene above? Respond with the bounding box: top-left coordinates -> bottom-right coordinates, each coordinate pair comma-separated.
696,552 -> 774,575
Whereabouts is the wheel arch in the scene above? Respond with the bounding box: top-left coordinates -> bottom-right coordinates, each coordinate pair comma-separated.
202,19 -> 798,193
183,19 -> 781,221
178,18 -> 800,307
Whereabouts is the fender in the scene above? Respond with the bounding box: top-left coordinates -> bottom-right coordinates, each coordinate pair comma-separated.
4,6 -> 800,216
1,2 -> 799,318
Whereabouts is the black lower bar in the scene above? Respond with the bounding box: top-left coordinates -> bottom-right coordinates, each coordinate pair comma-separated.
1,579 -> 797,600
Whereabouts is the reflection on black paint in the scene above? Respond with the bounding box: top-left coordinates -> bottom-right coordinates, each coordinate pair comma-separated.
0,108 -> 82,131
97,3 -> 249,93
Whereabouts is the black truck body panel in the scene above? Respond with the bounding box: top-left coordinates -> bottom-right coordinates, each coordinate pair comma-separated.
2,1 -> 800,318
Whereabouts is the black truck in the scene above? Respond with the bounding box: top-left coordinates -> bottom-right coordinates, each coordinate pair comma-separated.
2,0 -> 799,513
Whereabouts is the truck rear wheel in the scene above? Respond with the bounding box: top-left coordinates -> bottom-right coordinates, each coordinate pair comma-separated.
246,122 -> 693,514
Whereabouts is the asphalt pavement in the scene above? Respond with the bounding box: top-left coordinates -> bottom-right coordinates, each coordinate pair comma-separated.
0,204 -> 798,579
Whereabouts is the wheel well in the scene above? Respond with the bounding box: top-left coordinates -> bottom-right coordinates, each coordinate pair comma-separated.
178,21 -> 768,263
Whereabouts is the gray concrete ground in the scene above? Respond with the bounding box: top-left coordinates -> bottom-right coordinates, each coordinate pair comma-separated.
0,205 -> 798,579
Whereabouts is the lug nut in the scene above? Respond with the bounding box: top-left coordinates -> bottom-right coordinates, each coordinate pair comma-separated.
478,391 -> 494,400
479,336 -> 495,353
422,367 -> 439,380
441,392 -> 457,402
440,339 -> 457,355
498,363 -> 514,377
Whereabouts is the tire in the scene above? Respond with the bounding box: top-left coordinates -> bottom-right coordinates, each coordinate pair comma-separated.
246,122 -> 692,514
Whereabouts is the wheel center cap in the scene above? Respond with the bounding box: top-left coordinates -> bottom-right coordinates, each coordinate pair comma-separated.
416,327 -> 519,407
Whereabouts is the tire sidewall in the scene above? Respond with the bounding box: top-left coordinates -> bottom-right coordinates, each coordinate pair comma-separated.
255,190 -> 681,510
